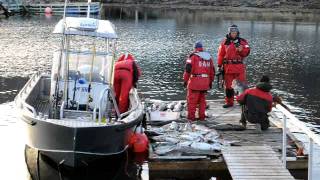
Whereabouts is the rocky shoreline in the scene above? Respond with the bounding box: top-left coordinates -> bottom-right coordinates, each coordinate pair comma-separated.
106,3 -> 320,13
105,0 -> 320,9
103,0 -> 320,13
25,0 -> 320,13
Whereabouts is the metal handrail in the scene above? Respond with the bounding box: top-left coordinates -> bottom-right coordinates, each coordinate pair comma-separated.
18,72 -> 39,98
277,105 -> 320,145
60,101 -> 65,119
15,72 -> 41,118
98,87 -> 109,123
276,104 -> 320,180
93,106 -> 97,121
22,102 -> 37,118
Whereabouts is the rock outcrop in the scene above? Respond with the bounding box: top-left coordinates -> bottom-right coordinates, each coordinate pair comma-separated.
104,0 -> 320,9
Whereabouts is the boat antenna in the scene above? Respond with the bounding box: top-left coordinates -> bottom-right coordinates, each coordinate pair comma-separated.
86,42 -> 96,111
71,49 -> 81,108
54,0 -> 69,117
109,40 -> 117,87
87,0 -> 91,18
63,0 -> 68,21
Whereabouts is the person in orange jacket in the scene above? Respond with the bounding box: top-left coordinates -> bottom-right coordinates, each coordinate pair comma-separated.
183,41 -> 215,121
217,25 -> 250,108
114,53 -> 141,113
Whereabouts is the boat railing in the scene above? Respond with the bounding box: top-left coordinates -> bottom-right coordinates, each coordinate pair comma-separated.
60,101 -> 65,119
275,104 -> 320,180
15,71 -> 41,118
98,87 -> 108,123
93,106 -> 97,121
98,86 -> 122,123
22,101 -> 37,117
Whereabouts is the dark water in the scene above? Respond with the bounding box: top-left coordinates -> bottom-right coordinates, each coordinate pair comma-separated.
105,8 -> 320,124
1,7 -> 320,179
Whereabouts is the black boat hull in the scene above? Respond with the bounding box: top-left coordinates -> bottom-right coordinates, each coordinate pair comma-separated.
22,114 -> 143,167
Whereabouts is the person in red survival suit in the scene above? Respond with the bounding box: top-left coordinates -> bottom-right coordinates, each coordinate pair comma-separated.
114,53 -> 141,113
236,76 -> 273,131
217,24 -> 250,108
183,42 -> 215,121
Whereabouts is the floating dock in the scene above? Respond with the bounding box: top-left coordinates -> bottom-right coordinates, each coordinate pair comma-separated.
26,2 -> 100,15
0,0 -> 23,13
147,100 -> 309,180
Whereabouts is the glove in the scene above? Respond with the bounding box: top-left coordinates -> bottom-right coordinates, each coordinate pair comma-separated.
183,82 -> 187,88
209,82 -> 212,89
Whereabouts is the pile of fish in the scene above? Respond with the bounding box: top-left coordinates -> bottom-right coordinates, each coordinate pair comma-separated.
148,100 -> 186,112
147,121 -> 227,156
145,100 -> 212,122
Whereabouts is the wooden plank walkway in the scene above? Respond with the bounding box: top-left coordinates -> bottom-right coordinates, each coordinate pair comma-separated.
205,100 -> 298,156
222,145 -> 295,180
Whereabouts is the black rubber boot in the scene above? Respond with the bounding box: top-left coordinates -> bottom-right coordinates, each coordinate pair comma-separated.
223,104 -> 233,108
223,89 -> 234,108
240,112 -> 247,129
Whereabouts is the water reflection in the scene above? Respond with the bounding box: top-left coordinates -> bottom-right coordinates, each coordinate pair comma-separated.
0,77 -> 28,103
104,8 -> 320,123
1,8 -> 320,121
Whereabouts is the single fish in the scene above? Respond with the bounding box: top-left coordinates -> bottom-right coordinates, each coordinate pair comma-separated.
151,135 -> 180,144
190,142 -> 221,151
184,131 -> 204,139
204,132 -> 220,143
169,121 -> 179,131
158,102 -> 168,111
154,141 -> 177,147
145,127 -> 165,136
181,123 -> 192,132
177,141 -> 221,151
231,79 -> 248,95
165,137 -> 180,144
150,103 -> 158,111
177,141 -> 193,148
179,134 -> 196,141
166,102 -> 177,110
191,124 -> 211,134
180,111 -> 187,118
173,101 -> 184,112
179,132 -> 203,142
154,145 -> 176,155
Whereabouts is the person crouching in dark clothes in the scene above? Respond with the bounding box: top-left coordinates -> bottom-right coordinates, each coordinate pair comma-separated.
236,76 -> 273,131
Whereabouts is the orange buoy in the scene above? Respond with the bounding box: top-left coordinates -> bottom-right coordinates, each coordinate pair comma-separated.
129,132 -> 149,153
44,7 -> 53,14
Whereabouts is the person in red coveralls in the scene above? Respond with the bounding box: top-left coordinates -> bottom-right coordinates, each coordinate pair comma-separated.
236,76 -> 273,131
114,53 -> 141,113
217,25 -> 250,108
183,41 -> 215,121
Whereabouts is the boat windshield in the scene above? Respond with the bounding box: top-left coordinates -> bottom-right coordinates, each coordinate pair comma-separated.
52,50 -> 114,84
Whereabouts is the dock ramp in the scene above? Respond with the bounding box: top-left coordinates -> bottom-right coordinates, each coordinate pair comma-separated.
222,145 -> 295,180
